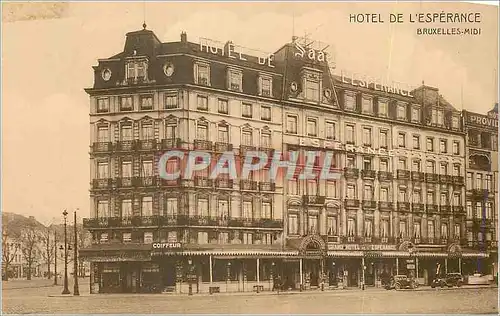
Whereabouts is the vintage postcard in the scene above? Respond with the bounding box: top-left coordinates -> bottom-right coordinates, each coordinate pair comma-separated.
2,1 -> 498,314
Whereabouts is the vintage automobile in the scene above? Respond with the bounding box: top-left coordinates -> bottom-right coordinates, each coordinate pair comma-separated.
431,273 -> 464,288
385,274 -> 419,290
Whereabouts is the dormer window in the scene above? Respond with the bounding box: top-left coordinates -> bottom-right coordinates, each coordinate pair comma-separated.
452,116 -> 460,129
344,92 -> 356,111
411,106 -> 420,123
126,59 -> 148,81
305,77 -> 319,102
228,68 -> 242,92
397,103 -> 407,120
361,96 -> 373,114
259,75 -> 273,97
378,99 -> 388,117
194,62 -> 210,86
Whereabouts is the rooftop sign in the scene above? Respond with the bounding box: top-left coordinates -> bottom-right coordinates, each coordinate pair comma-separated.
465,112 -> 498,129
340,71 -> 415,98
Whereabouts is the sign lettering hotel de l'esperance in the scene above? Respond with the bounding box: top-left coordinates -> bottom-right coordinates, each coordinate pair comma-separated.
199,38 -> 414,98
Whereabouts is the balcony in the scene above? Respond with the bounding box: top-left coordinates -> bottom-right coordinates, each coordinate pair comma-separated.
215,142 -> 233,152
453,206 -> 465,214
438,238 -> 449,245
471,189 -> 489,199
92,142 -> 113,153
137,216 -> 161,226
186,216 -> 219,226
137,139 -> 157,151
161,138 -> 181,149
362,236 -> 374,243
160,178 -> 183,187
421,238 -> 436,244
378,201 -> 394,210
397,169 -> 411,180
411,171 -> 425,182
259,182 -> 276,192
160,215 -> 179,226
342,236 -> 360,243
439,175 -> 452,184
116,140 -> 136,152
425,173 -> 438,183
303,195 -> 326,205
83,216 -> 161,229
344,168 -> 359,179
426,204 -> 439,214
193,139 -> 213,150
240,145 -> 257,156
412,203 -> 425,213
116,177 -> 138,188
259,147 -> 275,157
362,200 -> 377,209
215,178 -> 233,189
378,171 -> 393,182
194,177 -> 213,187
240,180 -> 257,191
92,178 -> 112,189
440,205 -> 452,214
452,176 -> 465,186
361,170 -> 376,180
472,218 -> 494,227
397,202 -> 411,212
137,176 -> 157,187
227,217 -> 283,228
345,199 -> 360,208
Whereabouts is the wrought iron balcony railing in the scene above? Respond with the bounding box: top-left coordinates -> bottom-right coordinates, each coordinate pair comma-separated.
378,171 -> 393,182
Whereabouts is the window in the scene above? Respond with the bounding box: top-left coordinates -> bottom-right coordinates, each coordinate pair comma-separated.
218,232 -> 229,244
485,175 -> 493,191
97,98 -> 109,113
261,106 -> 271,121
326,122 -> 336,140
165,198 -> 178,216
123,232 -> 132,243
307,180 -> 318,195
466,172 -> 473,188
453,141 -> 460,155
326,181 -> 337,197
262,233 -> 273,245
346,155 -> 356,168
440,139 -> 447,153
196,63 -> 210,85
492,135 -> 498,150
286,115 -> 298,134
140,95 -> 153,110
399,188 -> 407,202
380,187 -> 389,202
242,201 -> 253,219
141,123 -> 153,140
475,174 -> 483,189
397,103 -> 406,120
141,160 -> 153,177
414,222 -> 421,238
378,99 -> 388,117
141,196 -> 153,216
453,164 -> 460,176
412,135 -> 420,149
379,159 -> 388,172
347,218 -> 356,237
218,199 -> 229,218
121,199 -> 132,218
363,127 -> 372,146
166,121 -> 177,139
346,125 -> 355,144
379,130 -> 388,148
305,79 -> 319,102
441,223 -> 449,239
242,130 -> 253,146
197,198 -> 208,217
100,233 -> 108,242
452,116 -> 460,129
120,96 -> 133,111
453,193 -> 461,205
440,162 -> 448,175
243,233 -> 253,245
97,162 -> 109,179
475,202 -> 482,219
398,132 -> 406,148
437,110 -> 444,125
381,220 -> 389,237
362,97 -> 372,114
198,232 -> 209,244
426,138 -> 434,152
364,220 -> 373,237
364,184 -> 373,200
97,126 -> 109,142
466,201 -> 473,218
260,77 -> 272,96
262,202 -> 271,219
261,133 -> 271,148
327,216 -> 337,235
426,160 -> 435,173
241,103 -> 252,118
486,202 -> 493,219
399,221 -> 407,238
197,95 -> 208,111
412,160 -> 421,172
127,60 -> 147,80
363,157 -> 372,170
440,192 -> 448,205
288,214 -> 298,235
307,118 -> 317,136
346,184 -> 356,199
218,125 -> 229,143
164,93 -> 178,109
454,224 -> 460,239
228,70 -> 242,91
97,200 -> 109,218
398,158 -> 407,170
218,99 -> 228,114
144,232 -> 153,244
344,93 -> 355,110
118,160 -> 132,179
308,215 -> 318,234
411,107 -> 420,122
413,190 -> 422,203
427,191 -> 435,204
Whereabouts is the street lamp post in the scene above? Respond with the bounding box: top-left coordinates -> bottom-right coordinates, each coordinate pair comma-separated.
61,210 -> 70,295
187,258 -> 193,296
73,210 -> 80,296
53,231 -> 58,285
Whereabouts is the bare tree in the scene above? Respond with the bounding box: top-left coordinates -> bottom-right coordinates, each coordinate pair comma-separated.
40,227 -> 55,279
2,227 -> 20,281
21,221 -> 41,280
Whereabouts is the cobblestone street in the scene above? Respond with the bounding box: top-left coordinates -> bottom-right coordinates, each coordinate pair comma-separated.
2,279 -> 498,314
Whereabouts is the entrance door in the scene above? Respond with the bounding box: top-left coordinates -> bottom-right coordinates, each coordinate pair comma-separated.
305,259 -> 321,287
161,260 -> 176,292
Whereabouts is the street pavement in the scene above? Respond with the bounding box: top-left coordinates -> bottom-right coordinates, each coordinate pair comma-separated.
2,279 -> 498,314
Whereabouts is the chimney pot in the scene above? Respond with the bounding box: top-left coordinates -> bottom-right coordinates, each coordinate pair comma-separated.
181,32 -> 187,43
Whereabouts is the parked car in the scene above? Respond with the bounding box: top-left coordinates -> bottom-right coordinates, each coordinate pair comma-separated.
385,275 -> 419,290
431,273 -> 464,288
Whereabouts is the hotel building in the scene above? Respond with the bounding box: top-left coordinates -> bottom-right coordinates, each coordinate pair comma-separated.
81,27 -> 492,293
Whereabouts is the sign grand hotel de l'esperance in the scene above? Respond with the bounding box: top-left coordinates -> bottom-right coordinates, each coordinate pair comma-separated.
81,28 -> 495,294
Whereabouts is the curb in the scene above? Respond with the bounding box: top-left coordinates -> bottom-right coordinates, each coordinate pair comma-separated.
4,285 -> 57,290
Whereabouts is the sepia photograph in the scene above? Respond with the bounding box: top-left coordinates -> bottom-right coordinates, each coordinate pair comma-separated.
1,1 -> 499,314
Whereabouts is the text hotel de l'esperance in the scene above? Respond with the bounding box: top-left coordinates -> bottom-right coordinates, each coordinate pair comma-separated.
350,12 -> 482,36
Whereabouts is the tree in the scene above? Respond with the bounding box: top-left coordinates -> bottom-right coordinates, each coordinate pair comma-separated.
40,227 -> 55,279
2,229 -> 20,281
21,221 -> 41,280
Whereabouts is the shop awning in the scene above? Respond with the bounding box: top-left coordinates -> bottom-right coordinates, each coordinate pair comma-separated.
153,250 -> 300,257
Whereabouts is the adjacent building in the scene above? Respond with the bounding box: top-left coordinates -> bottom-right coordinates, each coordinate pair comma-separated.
81,27 -> 493,293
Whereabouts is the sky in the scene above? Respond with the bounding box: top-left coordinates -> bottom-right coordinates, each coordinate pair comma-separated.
2,2 -> 498,225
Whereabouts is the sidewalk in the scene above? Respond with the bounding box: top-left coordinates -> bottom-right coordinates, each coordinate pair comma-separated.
3,277 -> 90,290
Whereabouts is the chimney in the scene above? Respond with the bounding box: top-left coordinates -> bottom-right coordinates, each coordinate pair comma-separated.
180,32 -> 187,43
